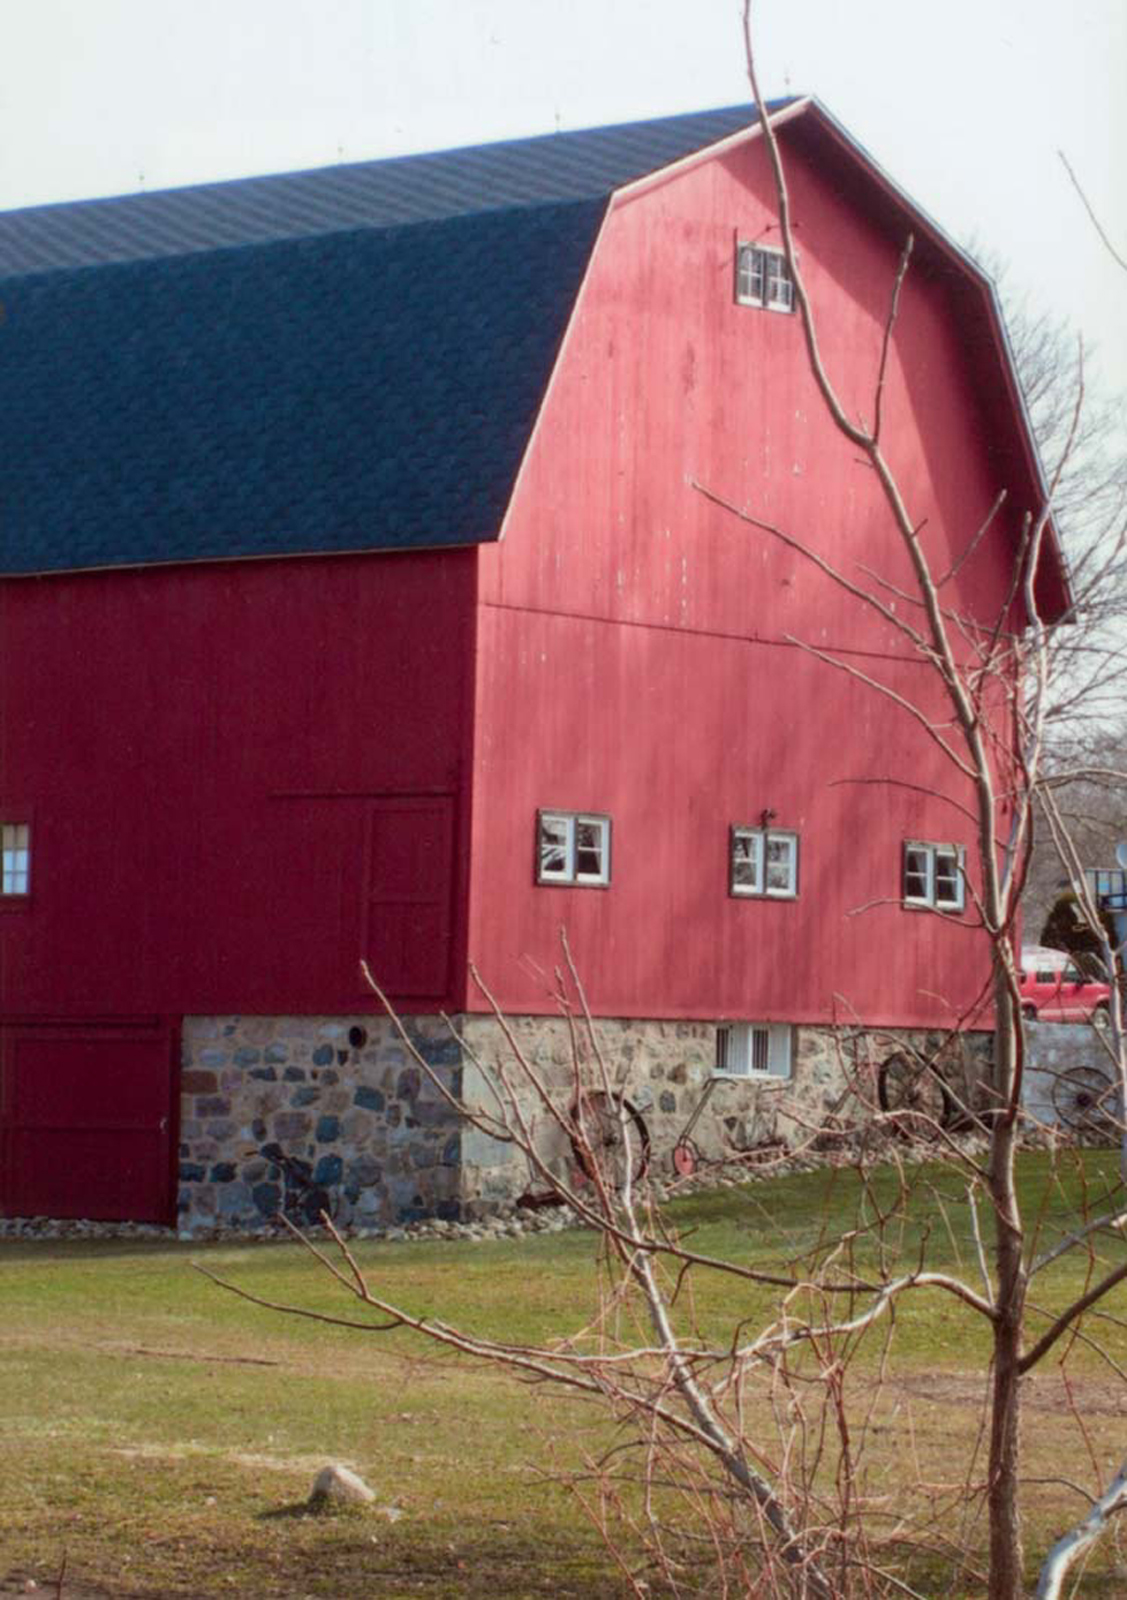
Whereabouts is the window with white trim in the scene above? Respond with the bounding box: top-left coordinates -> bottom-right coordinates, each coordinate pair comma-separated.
730,827 -> 798,898
902,841 -> 965,912
735,242 -> 794,312
714,1023 -> 792,1080
536,811 -> 611,886
1,822 -> 30,896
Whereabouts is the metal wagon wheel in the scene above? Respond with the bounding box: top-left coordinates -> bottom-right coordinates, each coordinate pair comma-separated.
569,1091 -> 652,1189
260,1142 -> 337,1227
877,1051 -> 952,1136
1050,1065 -> 1119,1143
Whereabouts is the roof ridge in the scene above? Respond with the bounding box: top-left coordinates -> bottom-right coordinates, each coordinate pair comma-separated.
0,103 -> 773,278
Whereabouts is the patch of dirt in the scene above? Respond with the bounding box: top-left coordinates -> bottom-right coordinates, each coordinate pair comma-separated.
891,1370 -> 1127,1417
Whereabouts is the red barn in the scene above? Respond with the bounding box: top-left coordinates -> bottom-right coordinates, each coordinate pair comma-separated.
0,100 -> 1066,1229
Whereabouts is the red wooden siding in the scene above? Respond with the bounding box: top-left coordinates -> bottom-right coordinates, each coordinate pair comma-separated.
0,549 -> 477,1018
0,1019 -> 178,1222
364,796 -> 456,997
468,129 -> 1020,1025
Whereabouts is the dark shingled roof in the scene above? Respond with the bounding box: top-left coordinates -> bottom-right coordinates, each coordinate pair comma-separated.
0,105 -> 766,576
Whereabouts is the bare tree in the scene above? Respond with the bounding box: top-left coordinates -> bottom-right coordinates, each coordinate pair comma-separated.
997,274 -> 1127,743
730,8 -> 1127,1593
202,20 -> 1127,1595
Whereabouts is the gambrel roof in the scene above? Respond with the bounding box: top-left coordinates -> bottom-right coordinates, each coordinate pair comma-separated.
0,106 -> 765,576
0,97 -> 1067,615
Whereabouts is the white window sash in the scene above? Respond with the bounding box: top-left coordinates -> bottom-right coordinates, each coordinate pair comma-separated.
538,812 -> 575,883
537,811 -> 610,886
934,846 -> 965,911
1,822 -> 30,895
730,828 -> 764,895
735,243 -> 793,311
763,831 -> 798,897
574,815 -> 610,885
904,840 -> 965,911
714,1023 -> 792,1081
732,827 -> 797,898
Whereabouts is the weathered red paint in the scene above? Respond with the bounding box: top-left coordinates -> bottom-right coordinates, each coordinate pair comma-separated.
0,115 -> 1056,1224
467,125 -> 1036,1025
0,1019 -> 179,1222
0,549 -> 478,1018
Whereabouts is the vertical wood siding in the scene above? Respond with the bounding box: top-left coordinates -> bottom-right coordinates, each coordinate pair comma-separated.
469,131 -> 1025,1026
0,548 -> 477,1016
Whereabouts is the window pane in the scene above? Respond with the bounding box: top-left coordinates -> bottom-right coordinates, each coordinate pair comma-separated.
538,815 -> 571,879
750,1027 -> 770,1073
904,845 -> 930,901
575,818 -> 606,880
765,833 -> 796,893
731,830 -> 761,892
736,244 -> 764,304
934,849 -> 962,907
764,253 -> 793,308
1,823 -> 29,895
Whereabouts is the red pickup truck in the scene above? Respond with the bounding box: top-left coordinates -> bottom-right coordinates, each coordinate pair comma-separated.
1019,947 -> 1111,1025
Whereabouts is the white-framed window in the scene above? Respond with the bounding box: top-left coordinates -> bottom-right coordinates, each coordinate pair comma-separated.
1,822 -> 30,896
735,242 -> 794,312
902,841 -> 965,912
714,1022 -> 793,1081
730,826 -> 798,898
536,810 -> 611,887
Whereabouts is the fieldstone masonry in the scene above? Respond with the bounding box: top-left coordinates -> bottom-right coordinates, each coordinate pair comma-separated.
178,1015 -> 464,1234
1023,1020 -> 1118,1132
177,1014 -> 995,1232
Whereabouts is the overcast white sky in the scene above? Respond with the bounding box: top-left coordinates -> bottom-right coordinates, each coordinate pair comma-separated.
2,0 -> 1125,399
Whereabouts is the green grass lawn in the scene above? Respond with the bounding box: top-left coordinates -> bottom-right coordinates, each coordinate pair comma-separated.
1,1152 -> 1125,1597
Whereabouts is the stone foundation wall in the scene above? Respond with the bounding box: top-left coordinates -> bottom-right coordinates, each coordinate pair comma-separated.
178,1015 -> 464,1234
177,1014 -> 994,1232
1023,1020 -> 1118,1133
454,1017 -> 993,1211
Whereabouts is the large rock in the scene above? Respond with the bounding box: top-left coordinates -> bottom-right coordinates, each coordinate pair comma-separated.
309,1464 -> 376,1506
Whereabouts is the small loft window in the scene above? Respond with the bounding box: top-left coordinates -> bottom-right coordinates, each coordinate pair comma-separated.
714,1023 -> 792,1080
536,811 -> 611,887
730,826 -> 798,898
903,841 -> 965,913
1,823 -> 30,895
735,243 -> 793,312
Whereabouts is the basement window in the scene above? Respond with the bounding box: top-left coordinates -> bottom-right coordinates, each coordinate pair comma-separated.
902,841 -> 965,912
714,1023 -> 792,1080
730,827 -> 798,898
735,243 -> 793,312
537,811 -> 611,887
1,822 -> 30,896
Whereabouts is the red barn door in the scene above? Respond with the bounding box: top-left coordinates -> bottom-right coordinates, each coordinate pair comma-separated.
363,797 -> 455,998
0,1019 -> 178,1223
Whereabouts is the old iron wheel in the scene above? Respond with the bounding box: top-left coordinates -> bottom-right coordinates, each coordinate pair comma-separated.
672,1138 -> 700,1178
1050,1064 -> 1119,1142
877,1051 -> 952,1137
570,1091 -> 652,1189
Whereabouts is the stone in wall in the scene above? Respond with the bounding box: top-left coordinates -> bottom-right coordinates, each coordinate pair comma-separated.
177,1012 -> 996,1231
1022,1020 -> 1118,1140
178,1015 -> 463,1234
454,1016 -> 995,1217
